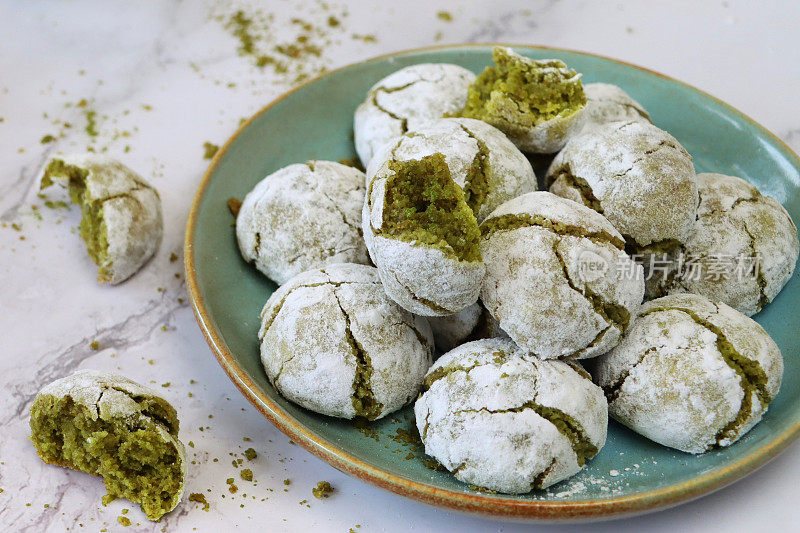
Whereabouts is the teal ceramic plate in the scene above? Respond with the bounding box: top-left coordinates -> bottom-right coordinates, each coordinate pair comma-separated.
185,44 -> 800,521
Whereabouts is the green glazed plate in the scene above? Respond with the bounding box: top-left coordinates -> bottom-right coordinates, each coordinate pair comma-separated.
185,44 -> 800,521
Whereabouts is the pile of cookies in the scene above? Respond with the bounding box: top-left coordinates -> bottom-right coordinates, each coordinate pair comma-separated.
237,47 -> 799,493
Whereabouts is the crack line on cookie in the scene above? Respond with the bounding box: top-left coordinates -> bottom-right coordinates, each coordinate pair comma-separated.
481,212 -> 625,250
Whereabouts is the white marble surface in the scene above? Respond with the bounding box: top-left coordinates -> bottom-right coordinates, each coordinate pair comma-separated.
1,1 -> 799,531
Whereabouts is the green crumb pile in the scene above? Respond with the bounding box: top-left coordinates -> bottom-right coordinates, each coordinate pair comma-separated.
240,469 -> 253,481
312,481 -> 333,499
29,394 -> 183,521
189,492 -> 209,511
203,142 -> 219,160
460,47 -> 585,129
41,159 -> 113,282
283,478 -> 291,486
380,154 -> 481,262
244,447 -> 257,461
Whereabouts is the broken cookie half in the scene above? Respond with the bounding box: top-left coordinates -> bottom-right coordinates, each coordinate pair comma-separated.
30,369 -> 186,521
41,154 -> 163,284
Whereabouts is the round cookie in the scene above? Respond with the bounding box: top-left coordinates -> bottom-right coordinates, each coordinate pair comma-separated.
427,302 -> 508,353
480,191 -> 644,359
354,63 -> 476,166
236,161 -> 369,285
41,154 -> 163,284
646,173 -> 799,316
459,46 -> 586,154
367,117 -> 537,223
547,120 -> 698,250
591,293 -> 783,454
582,83 -> 651,128
363,153 -> 485,316
259,263 -> 434,420
415,338 -> 607,493
30,370 -> 186,521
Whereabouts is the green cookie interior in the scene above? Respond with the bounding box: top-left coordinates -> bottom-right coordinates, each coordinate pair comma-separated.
380,153 -> 481,262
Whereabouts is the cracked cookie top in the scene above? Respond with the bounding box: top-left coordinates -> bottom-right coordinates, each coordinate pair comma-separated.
645,173 -> 799,316
590,293 -> 783,454
258,263 -> 434,420
414,338 -> 607,493
546,120 -> 698,249
236,160 -> 370,285
582,83 -> 652,130
366,117 -> 537,223
479,192 -> 644,359
41,154 -> 163,285
354,63 -> 476,166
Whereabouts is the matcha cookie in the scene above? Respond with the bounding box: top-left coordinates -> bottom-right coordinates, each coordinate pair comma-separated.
236,161 -> 369,285
41,154 -> 163,284
591,294 -> 783,454
547,120 -> 698,250
427,302 -> 508,353
30,370 -> 186,521
459,46 -> 586,154
259,263 -> 434,420
366,117 -> 537,223
415,338 -> 607,493
354,63 -> 476,166
480,192 -> 644,359
646,173 -> 799,316
583,83 -> 651,128
363,153 -> 485,316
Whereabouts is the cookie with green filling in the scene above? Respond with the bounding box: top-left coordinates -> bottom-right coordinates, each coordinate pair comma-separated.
236,160 -> 369,285
40,154 -> 163,284
458,46 -> 586,154
30,370 -> 186,521
590,293 -> 783,454
366,117 -> 537,223
547,120 -> 698,251
415,338 -> 607,493
363,153 -> 485,316
480,191 -> 644,359
645,173 -> 799,316
582,83 -> 652,129
354,63 -> 476,166
259,263 -> 434,420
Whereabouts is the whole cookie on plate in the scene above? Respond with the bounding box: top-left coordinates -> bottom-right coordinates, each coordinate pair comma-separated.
458,46 -> 586,154
354,63 -> 476,166
582,83 -> 651,128
30,370 -> 186,521
415,338 -> 607,493
591,293 -> 783,454
41,154 -> 163,284
480,191 -> 645,359
236,160 -> 369,285
363,153 -> 485,316
547,120 -> 698,251
259,263 -> 434,420
646,173 -> 799,316
367,117 -> 537,223
426,301 -> 507,353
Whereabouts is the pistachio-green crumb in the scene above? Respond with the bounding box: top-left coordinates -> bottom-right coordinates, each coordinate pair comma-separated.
379,153 -> 481,262
312,481 -> 333,499
203,142 -> 219,160
240,469 -> 253,481
460,47 -> 585,130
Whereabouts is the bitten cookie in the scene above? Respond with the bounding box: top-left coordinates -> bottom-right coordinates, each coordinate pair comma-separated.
459,46 -> 586,154
236,161 -> 369,285
547,120 -> 698,250
582,83 -> 651,129
30,370 -> 186,521
366,117 -> 537,223
259,263 -> 434,420
41,154 -> 163,284
354,63 -> 475,166
363,153 -> 485,316
646,173 -> 799,316
480,192 -> 644,359
591,294 -> 783,454
415,338 -> 607,493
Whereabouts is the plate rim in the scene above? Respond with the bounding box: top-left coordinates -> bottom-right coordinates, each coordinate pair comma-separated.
184,43 -> 800,521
